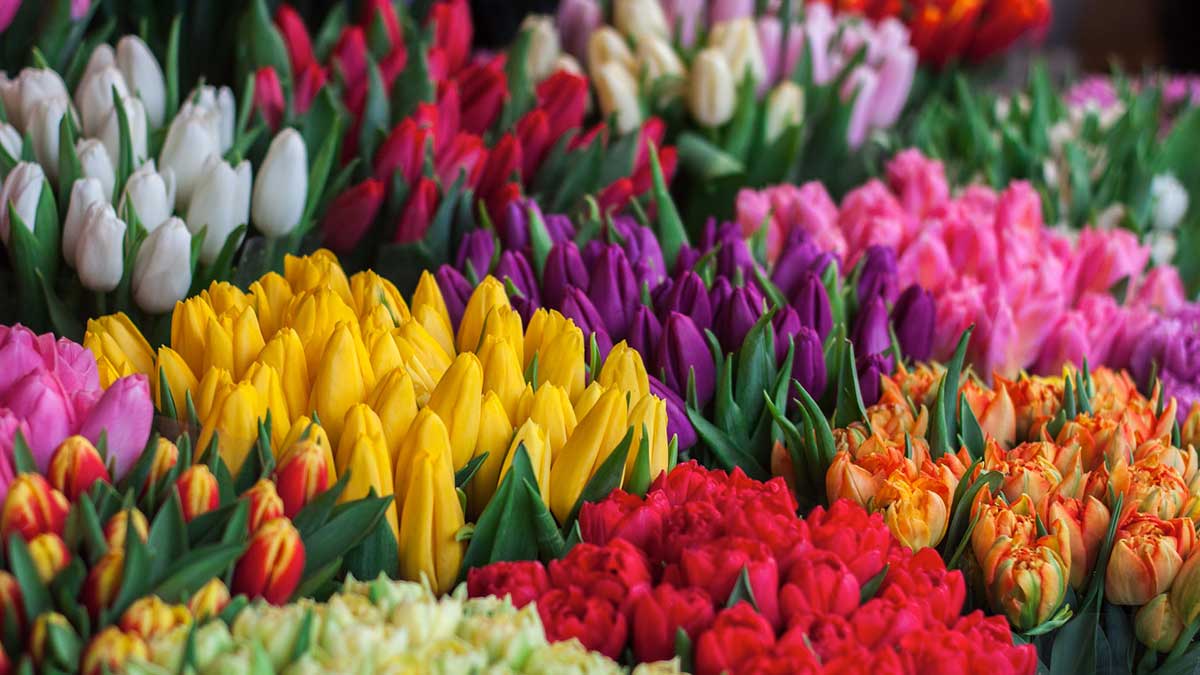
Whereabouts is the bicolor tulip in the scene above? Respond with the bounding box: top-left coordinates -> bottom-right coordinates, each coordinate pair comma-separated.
175,465 -> 220,523
274,439 -> 331,518
83,548 -> 125,617
103,509 -> 148,550
81,628 -> 148,675
983,529 -> 1070,632
119,596 -> 191,641
46,435 -> 109,501
28,532 -> 70,583
0,474 -> 70,540
233,517 -> 306,604
188,578 -> 231,621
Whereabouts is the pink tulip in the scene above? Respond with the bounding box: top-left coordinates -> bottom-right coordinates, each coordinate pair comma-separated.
661,0 -> 704,48
71,0 -> 88,19
79,374 -> 153,478
804,3 -> 837,85
764,183 -> 847,262
0,325 -> 49,399
837,179 -> 906,265
2,371 -> 76,471
897,231 -> 953,294
51,336 -> 100,393
1134,266 -> 1187,314
1068,228 -> 1151,304
1076,292 -> 1122,366
885,148 -> 950,221
0,325 -> 99,399
841,66 -> 879,149
756,17 -> 805,88
710,0 -> 753,25
1035,311 -> 1091,375
0,409 -> 24,504
0,0 -> 20,33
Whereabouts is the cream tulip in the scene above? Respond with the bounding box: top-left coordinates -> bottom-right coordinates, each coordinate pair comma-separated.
594,61 -> 643,135
688,49 -> 735,128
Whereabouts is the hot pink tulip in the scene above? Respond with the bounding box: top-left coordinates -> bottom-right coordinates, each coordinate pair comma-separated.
1134,266 -> 1187,314
838,180 -> 907,265
661,0 -> 704,48
756,17 -> 804,88
0,0 -> 20,33
885,148 -> 949,220
78,374 -> 153,478
0,409 -> 24,503
2,371 -> 76,471
1069,228 -> 1151,303
1035,311 -> 1091,375
710,0 -> 753,24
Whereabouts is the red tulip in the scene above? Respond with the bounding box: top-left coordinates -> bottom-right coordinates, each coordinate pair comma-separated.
46,435 -> 109,501
175,465 -> 219,523
597,178 -> 634,214
0,474 -> 70,541
293,62 -> 328,117
435,133 -> 488,190
394,177 -> 439,243
275,4 -> 316,73
572,121 -> 608,151
254,66 -> 286,130
188,579 -> 231,621
233,517 -> 305,604
435,82 -> 461,152
274,440 -> 330,517
909,1 -> 983,67
457,58 -> 507,135
103,510 -> 149,550
428,0 -> 473,75
536,71 -> 588,139
631,584 -> 716,662
363,0 -> 402,51
119,596 -> 190,641
968,0 -> 1052,62
515,109 -> 550,179
323,178 -> 385,253
477,134 -> 521,208
333,26 -> 369,91
375,117 -> 433,185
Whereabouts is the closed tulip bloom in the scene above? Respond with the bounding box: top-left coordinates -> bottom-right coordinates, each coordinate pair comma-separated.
891,284 -> 935,363
587,26 -> 635,73
159,103 -> 221,209
0,123 -> 16,160
534,322 -> 587,405
658,312 -> 716,408
188,578 -> 231,621
120,596 -> 191,641
120,160 -> 176,232
598,341 -> 651,403
522,15 -> 561,82
626,394 -> 669,483
27,97 -> 69,181
3,67 -> 70,131
983,531 -> 1069,632
76,139 -> 116,200
351,269 -> 411,326
285,289 -> 361,374
278,417 -> 334,473
765,81 -> 804,143
397,442 -> 464,594
141,438 -> 178,493
522,384 -> 578,461
543,241 -> 589,310
311,323 -> 374,447
0,162 -> 46,246
660,271 -> 712,329
187,155 -> 252,264
881,478 -> 950,551
175,465 -> 219,522
103,509 -> 149,550
132,217 -> 192,313
242,363 -> 292,449
116,36 -> 166,128
708,18 -> 766,87
411,271 -> 457,355
274,440 -> 330,518
81,628 -> 147,675
503,419 -> 553,505
198,382 -> 262,473
0,571 -> 22,634
79,374 -> 152,479
233,517 -> 305,604
365,369 -> 417,464
1047,495 -> 1111,589
467,392 -> 514,516
1137,593 -> 1185,653
637,36 -> 686,103
337,415 -> 400,543
549,388 -> 629,522
47,435 -> 109,501
427,353 -> 484,469
83,548 -> 125,617
456,276 -> 511,354
614,0 -> 669,42
791,271 -> 833,343
479,336 -> 525,422
688,49 -> 735,128
74,202 -> 126,292
594,61 -> 642,135
252,128 -> 308,237
29,532 -> 70,583
75,64 -> 129,137
63,178 -> 108,267
99,95 -> 148,165
1,474 -> 70,540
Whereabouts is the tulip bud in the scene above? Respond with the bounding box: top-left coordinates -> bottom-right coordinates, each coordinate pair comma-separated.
74,201 -> 127,292
47,435 -> 110,501
891,284 -> 935,363
456,276 -> 511,353
599,341 -> 651,403
120,595 -> 191,641
396,439 -> 464,595
29,532 -> 71,583
1137,593 -> 1185,653
132,217 -> 193,314
143,437 -> 179,492
657,312 -> 716,409
1,474 -> 70,540
427,353 -> 484,469
764,81 -> 803,143
0,161 -> 46,246
0,571 -> 23,636
588,26 -> 635,72
159,102 -> 221,209
614,0 -> 669,42
504,419 -> 553,505
983,533 -> 1069,632
468,393 -> 514,514
62,178 -> 108,267
626,394 -> 669,483
76,139 -> 116,200
190,84 -> 237,152
252,129 -> 307,237
119,160 -> 176,232
175,465 -> 219,522
791,271 -> 833,343
99,94 -> 149,165
116,35 -> 167,128
186,155 -> 251,264
104,509 -> 149,551
310,323 -> 373,447
189,578 -> 231,621
27,97 -> 69,181
253,66 -> 285,130
594,61 -> 642,135
708,18 -> 766,87
549,388 -> 630,522
75,64 -> 129,137
3,67 -> 70,131
30,612 -> 75,667
1107,515 -> 1196,606
521,15 -> 562,82
688,49 -> 735,128
637,36 -> 686,103
84,548 -> 125,617
81,627 -> 148,675
0,122 -> 19,159
274,440 -> 330,518
233,517 -> 305,604
242,480 -> 285,534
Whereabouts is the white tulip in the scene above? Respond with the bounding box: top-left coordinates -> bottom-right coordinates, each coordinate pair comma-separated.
688,49 -> 735,129
116,36 -> 167,128
99,94 -> 148,167
594,61 -> 643,135
3,68 -> 71,133
159,102 -> 222,209
708,18 -> 766,88
522,15 -> 561,83
119,160 -> 176,232
27,97 -> 70,182
1151,173 -> 1189,231
252,129 -> 307,238
186,155 -> 251,264
764,81 -> 804,143
0,162 -> 47,245
75,202 -> 127,292
82,44 -> 117,84
63,177 -> 108,265
587,27 -> 636,73
76,139 -> 116,201
637,35 -> 686,105
190,85 -> 237,153
133,216 -> 192,313
0,122 -> 21,162
75,65 -> 129,138
614,0 -> 669,44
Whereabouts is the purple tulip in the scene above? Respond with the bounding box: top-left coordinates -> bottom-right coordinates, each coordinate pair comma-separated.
79,374 -> 153,477
716,238 -> 756,282
659,271 -> 713,330
649,375 -> 698,450
773,305 -> 803,363
709,277 -> 733,316
557,0 -> 602,59
435,265 -> 474,328
611,216 -> 667,287
2,370 -> 76,471
857,353 -> 893,407
661,0 -> 703,48
581,239 -> 605,267
561,286 -> 614,358
628,305 -> 663,370
543,241 -> 589,309
792,326 -> 828,399
790,272 -> 832,343
771,229 -> 824,299
500,200 -> 531,252
494,250 -> 541,306
589,244 -> 639,340
546,213 -> 576,243
715,285 -> 764,353
672,244 -> 702,277
891,284 -> 935,362
852,295 -> 892,358
455,229 -> 495,281
856,245 -> 899,305
658,311 -> 716,409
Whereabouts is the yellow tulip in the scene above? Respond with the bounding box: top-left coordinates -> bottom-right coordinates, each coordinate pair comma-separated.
335,404 -> 399,541
242,363 -> 292,449
412,303 -> 457,361
479,306 -> 525,366
284,249 -> 352,305
197,382 -> 262,473
524,384 -> 577,460
85,312 -> 155,377
359,305 -> 395,335
231,306 -> 266,379
397,447 -> 464,594
368,368 -> 419,465
502,419 -> 552,507
393,408 -> 453,514
393,320 -> 452,405
364,327 -> 404,383
284,288 -> 362,374
350,270 -> 410,326
524,309 -> 574,368
479,336 -> 525,421
202,315 -> 235,375
95,355 -> 135,389
598,341 -> 650,404
456,276 -> 510,354
171,296 -> 218,375
193,367 -> 233,422
535,322 -> 586,404
200,281 -> 250,318
626,394 -> 669,483
880,477 -> 950,551
278,415 -> 336,481
411,271 -> 453,342
310,323 -> 373,447
153,346 -> 197,415
549,388 -> 629,522
573,381 -> 607,422
248,271 -> 294,339
257,329 -> 310,422
469,392 -> 514,515
426,353 -> 483,469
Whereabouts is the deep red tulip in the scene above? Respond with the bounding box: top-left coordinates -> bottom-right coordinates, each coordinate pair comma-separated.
323,178 -> 385,253
274,4 -> 316,73
536,71 -> 588,139
394,177 -> 439,243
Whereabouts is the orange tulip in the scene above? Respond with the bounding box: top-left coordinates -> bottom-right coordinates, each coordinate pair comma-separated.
983,528 -> 1070,632
1045,494 -> 1111,590
1106,514 -> 1196,606
971,488 -> 1037,568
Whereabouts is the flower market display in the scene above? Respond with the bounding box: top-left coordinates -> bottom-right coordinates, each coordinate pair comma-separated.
5,0 -> 1200,673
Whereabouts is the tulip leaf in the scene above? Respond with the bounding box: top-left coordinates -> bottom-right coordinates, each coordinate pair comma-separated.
344,517 -> 400,582
676,132 -> 744,181
220,500 -> 250,549
303,496 -> 394,577
832,339 -> 870,431
47,558 -> 88,636
152,542 -> 244,603
454,452 -> 489,489
55,113 -> 81,212
735,309 -> 778,430
219,595 -> 249,624
163,14 -> 181,123
299,114 -> 343,236
391,22 -> 434,120
858,564 -> 889,604
7,202 -> 50,331
235,0 -> 292,89
723,75 -> 760,162
10,430 -> 37,474
147,492 -> 189,581
186,501 -> 239,547
6,535 -> 53,622
521,479 -> 568,561
958,393 -> 986,460
940,468 -> 1002,562
292,558 -> 343,604
725,566 -> 760,612
685,407 -> 769,480
289,609 -> 317,662
648,142 -> 688,271
563,427 -> 636,532
111,85 -> 135,202
942,327 -> 973,447
674,627 -> 694,675
359,59 -> 390,162
627,429 -> 653,498
77,495 -> 109,565
460,447 -> 541,578
549,134 -> 605,214
1082,493 -> 1123,610
498,28 -> 535,133
1048,608 -> 1101,675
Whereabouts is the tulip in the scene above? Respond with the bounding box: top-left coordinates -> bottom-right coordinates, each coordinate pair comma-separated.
85,312 -> 155,378
598,341 -> 652,404
521,14 -> 561,83
588,26 -> 636,73
76,139 -> 116,200
495,251 -> 541,309
881,478 -> 949,551
335,404 -> 399,538
321,178 -> 384,255
426,353 -> 484,469
1170,545 -> 1200,624
614,0 -> 669,42
188,578 -> 231,621
46,435 -> 109,500
1137,593 -> 1185,653
395,435 -> 464,595
75,64 -> 129,138
394,176 -> 438,243
81,627 -> 147,675
73,202 -> 126,292
791,271 -> 833,343
637,36 -> 686,104
0,571 -> 23,636
252,128 -> 307,237
456,229 -> 497,282
714,286 -> 762,353
233,517 -> 305,604
190,84 -> 237,153
186,155 -> 252,264
1046,495 -> 1111,589
709,18 -> 766,88
99,94 -> 148,165
120,596 -> 191,641
103,509 -> 149,550
503,419 -> 553,505
543,241 -> 589,310
310,323 -> 373,447
764,81 -> 804,143
159,102 -> 221,209
80,373 -> 153,476
891,284 -> 935,362
558,0 -> 601,61
594,61 -> 642,136
659,271 -> 712,328
457,59 -> 506,135
0,473 -> 70,540
457,277 -> 510,352
116,35 -> 167,128
29,532 -> 70,583
253,66 -> 285,130
528,312 -> 587,404
549,388 -> 629,522
626,394 -> 669,483
62,177 -> 108,266
175,465 -> 219,522
658,312 -> 716,409
274,440 -> 329,518
2,372 -> 75,468
983,532 -> 1069,632
119,160 -> 176,232
687,49 -> 735,128
0,122 -> 19,159
242,479 -> 285,534
83,548 -> 125,617
2,68 -> 69,131
1107,515 -> 1196,606
0,161 -> 46,246
31,612 -> 76,667
131,217 -> 192,313
27,97 -> 68,181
